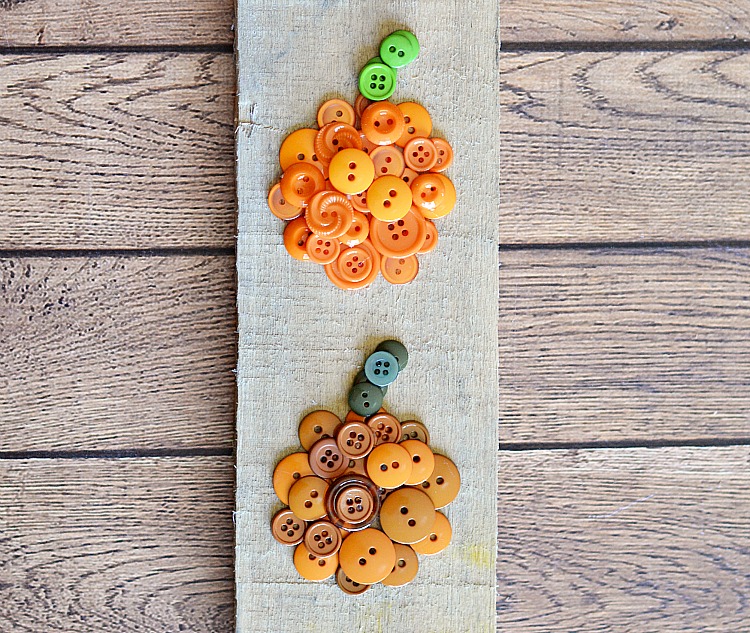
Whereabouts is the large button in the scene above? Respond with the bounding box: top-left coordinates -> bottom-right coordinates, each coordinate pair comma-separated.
305,234 -> 341,265
317,98 -> 355,128
364,350 -> 399,386
328,148 -> 375,195
305,190 -> 354,238
293,543 -> 338,581
400,439 -> 435,484
314,122 -> 362,164
273,452 -> 313,504
400,420 -> 430,444
418,220 -> 438,254
325,240 -> 381,290
366,412 -> 402,445
338,528 -> 396,584
347,380 -> 384,416
396,102 -> 432,147
375,339 -> 408,370
336,420 -> 376,459
309,437 -> 349,479
367,175 -> 412,222
341,211 -> 370,247
370,145 -> 405,178
367,442 -> 413,489
381,255 -> 419,285
288,475 -> 329,521
337,567 -> 370,595
360,102 -> 405,146
379,30 -> 419,69
280,162 -> 326,207
382,543 -> 419,586
404,137 -> 438,172
279,128 -> 325,173
431,137 -> 454,172
267,183 -> 302,221
419,454 -> 460,508
298,410 -> 341,451
411,173 -> 456,219
380,487 -> 436,544
303,520 -> 342,558
369,206 -> 427,258
411,511 -> 452,555
325,474 -> 380,531
283,216 -> 313,261
358,58 -> 397,102
271,508 -> 307,546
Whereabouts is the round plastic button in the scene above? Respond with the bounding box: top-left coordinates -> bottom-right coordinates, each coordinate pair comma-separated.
305,234 -> 341,265
358,58 -> 397,102
367,412 -> 402,445
348,380 -> 384,416
369,206 -> 427,258
315,122 -> 362,164
293,543 -> 338,581
382,543 -> 419,587
419,454 -> 460,508
309,437 -> 349,479
367,442 -> 413,489
337,567 -> 370,595
317,99 -> 356,128
411,173 -> 456,219
280,162 -> 326,207
418,220 -> 438,254
381,255 -> 419,285
348,188 -> 369,213
328,148 -> 375,195
400,439 -> 435,484
379,30 -> 419,69
343,457 -> 368,477
404,137 -> 438,172
288,475 -> 329,521
325,240 -> 381,291
299,410 -> 341,451
325,474 -> 380,531
354,93 -> 374,121
279,128 -> 325,173
380,487 -> 436,544
364,350 -> 399,387
400,167 -> 419,186
271,508 -> 307,546
334,243 -> 378,285
339,528 -> 396,584
400,420 -> 430,444
267,182 -> 302,221
411,511 -> 452,555
336,421 -> 376,459
396,102 -> 432,148
353,369 -> 386,396
431,137 -> 454,172
283,216 -> 313,261
305,190 -> 354,238
360,102 -> 405,146
367,175 -> 412,222
370,145 -> 405,178
304,520 -> 342,558
375,340 -> 408,370
341,211 -> 370,247
273,452 -> 314,504
345,407 -> 385,423
359,131 -> 379,156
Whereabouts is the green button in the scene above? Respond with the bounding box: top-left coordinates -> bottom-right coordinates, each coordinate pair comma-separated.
375,340 -> 408,371
354,369 -> 387,396
348,381 -> 385,416
364,351 -> 399,387
358,57 -> 397,101
379,30 -> 419,69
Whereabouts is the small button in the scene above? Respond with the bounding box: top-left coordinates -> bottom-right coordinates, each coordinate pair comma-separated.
348,188 -> 369,213
303,519 -> 342,558
298,410 -> 341,452
288,475 -> 329,521
338,528 -> 396,584
271,508 -> 307,546
309,437 -> 349,479
411,173 -> 456,219
366,412 -> 402,445
317,98 -> 355,128
366,442 -> 413,489
283,216 -> 313,261
315,122 -> 363,164
431,138 -> 454,172
352,369 -> 387,396
325,474 -> 380,531
396,102 -> 432,147
305,234 -> 341,265
404,137 -> 438,172
400,439 -> 435,484
267,183 -> 302,221
382,543 -> 419,586
364,350 -> 399,386
400,167 -> 419,186
279,128 -> 325,173
380,487 -> 436,544
369,206 -> 427,258
336,420 -> 376,459
348,380 -> 384,416
360,102 -> 405,146
418,220 -> 438,254
399,420 -> 430,444
379,30 -> 419,69
328,148 -> 375,195
336,567 -> 370,595
341,211 -> 370,247
293,543 -> 338,581
358,58 -> 397,102
370,145 -> 405,178
381,255 -> 419,285
411,511 -> 452,555
305,190 -> 354,238
273,452 -> 314,504
280,162 -> 326,207
375,340 -> 408,370
419,454 -> 460,508
367,175 -> 412,222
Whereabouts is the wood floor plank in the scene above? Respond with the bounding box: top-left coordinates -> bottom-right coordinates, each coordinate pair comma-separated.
0,255 -> 235,450
501,247 -> 750,444
0,52 -> 235,249
501,50 -> 750,244
502,0 -> 750,43
499,446 -> 750,631
0,456 -> 233,632
0,0 -> 233,47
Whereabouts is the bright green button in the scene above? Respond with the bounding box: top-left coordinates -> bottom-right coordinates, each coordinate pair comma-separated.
348,381 -> 385,416
379,30 -> 419,69
358,57 -> 397,101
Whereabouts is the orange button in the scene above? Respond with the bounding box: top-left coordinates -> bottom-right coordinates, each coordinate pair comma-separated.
334,243 -> 378,285
314,122 -> 362,164
349,189 -> 369,214
367,175 -> 412,222
400,420 -> 430,444
337,567 -> 370,595
400,439 -> 435,484
338,528 -> 396,584
367,442 -> 413,489
309,437 -> 349,479
345,408 -> 385,423
411,173 -> 456,219
354,93 -> 374,121
279,128 -> 325,174
404,137 -> 438,172
280,162 -> 326,207
380,487 -> 436,544
271,508 -> 306,546
317,98 -> 355,128
273,452 -> 313,504
396,102 -> 433,148
298,410 -> 341,451
324,239 -> 380,290
303,519 -> 342,558
288,475 -> 329,521
382,543 -> 419,586
400,167 -> 419,187
359,132 -> 379,156
293,543 -> 338,581
336,420 -> 376,459
381,255 -> 419,285
268,182 -> 303,221
283,216 -> 313,261
325,474 -> 380,531
370,145 -> 405,178
431,137 -> 454,172
411,511 -> 452,555
305,235 -> 341,265
328,148 -> 375,195
369,206 -> 427,258
341,211 -> 369,246
360,101 -> 405,146
419,454 -> 460,508
305,190 -> 354,238
343,457 -> 368,477
418,220 -> 438,254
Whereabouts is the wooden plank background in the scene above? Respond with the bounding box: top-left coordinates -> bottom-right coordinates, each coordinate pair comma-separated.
1,0 -> 749,631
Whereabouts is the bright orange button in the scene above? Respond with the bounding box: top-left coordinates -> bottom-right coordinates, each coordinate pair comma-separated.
305,235 -> 341,265
381,255 -> 419,285
305,191 -> 354,238
404,137 -> 438,172
341,211 -> 369,246
401,167 -> 419,187
283,216 -> 313,261
267,182 -> 302,221
338,528 -> 396,584
288,475 -> 329,521
360,102 -> 405,146
367,175 -> 412,222
418,220 -> 438,254
325,239 -> 380,290
328,148 -> 375,195
294,543 -> 338,581
279,128 -> 325,174
370,145 -> 405,178
280,162 -> 326,207
431,137 -> 454,172
317,99 -> 355,128
369,206 -> 427,258
411,173 -> 456,219
314,122 -> 362,164
366,442 -> 413,489
396,102 -> 432,148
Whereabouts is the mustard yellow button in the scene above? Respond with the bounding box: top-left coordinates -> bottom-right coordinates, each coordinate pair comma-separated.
272,452 -> 313,504
380,487 -> 436,544
328,148 -> 375,195
288,475 -> 329,521
382,543 -> 419,587
366,442 -> 413,489
419,454 -> 460,508
367,175 -> 412,221
411,511 -> 452,555
400,439 -> 435,484
338,528 -> 396,584
293,543 -> 338,581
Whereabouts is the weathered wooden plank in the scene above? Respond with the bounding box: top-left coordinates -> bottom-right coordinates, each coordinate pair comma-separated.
502,0 -> 750,43
0,255 -> 235,450
0,52 -> 235,249
501,50 -> 750,244
0,0 -> 233,46
0,456 -> 233,632
501,247 -> 750,444
499,446 -> 750,631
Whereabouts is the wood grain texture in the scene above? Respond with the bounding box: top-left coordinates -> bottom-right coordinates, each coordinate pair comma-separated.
501,246 -> 750,444
499,446 -> 750,631
0,52 -> 235,249
502,0 -> 750,43
0,0 -> 233,46
501,50 -> 750,244
0,457 -> 233,632
0,255 -> 235,450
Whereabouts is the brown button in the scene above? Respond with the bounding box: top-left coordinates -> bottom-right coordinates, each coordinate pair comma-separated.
309,437 -> 349,479
400,439 -> 435,485
338,528 -> 396,585
336,566 -> 370,595
399,420 -> 430,444
382,543 -> 419,587
288,475 -> 329,521
366,442 -> 413,489
298,410 -> 341,451
342,457 -> 367,476
336,421 -> 376,459
325,474 -> 380,531
293,543 -> 338,581
270,508 -> 307,546
419,454 -> 460,508
303,520 -> 342,558
411,511 -> 452,555
380,487 -> 436,544
345,407 -> 386,423
273,452 -> 314,505
366,412 -> 402,445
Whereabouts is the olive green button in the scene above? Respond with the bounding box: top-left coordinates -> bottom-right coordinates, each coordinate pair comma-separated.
375,340 -> 408,371
354,369 -> 386,396
358,57 -> 397,101
348,381 -> 384,416
379,30 -> 419,69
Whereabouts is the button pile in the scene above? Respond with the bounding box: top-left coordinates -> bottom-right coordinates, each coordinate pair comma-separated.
270,340 -> 461,593
267,29 -> 456,289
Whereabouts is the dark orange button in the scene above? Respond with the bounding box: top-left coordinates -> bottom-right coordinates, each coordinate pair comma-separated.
268,182 -> 303,221
337,566 -> 370,595
271,508 -> 307,546
366,442 -> 413,489
360,101 -> 405,146
304,519 -> 342,558
381,255 -> 419,285
341,211 -> 370,247
325,474 -> 380,531
309,437 -> 349,479
324,239 -> 381,290
334,243 -> 378,286
370,145 -> 405,178
411,173 -> 456,219
354,93 -> 374,121
338,528 -> 396,585
400,439 -> 435,484
400,167 -> 419,186
298,410 -> 341,451
273,452 -> 314,504
317,99 -> 356,128
367,411 -> 402,445
288,475 -> 329,521
336,420 -> 376,459
380,487 -> 436,544
305,235 -> 341,265
280,162 -> 326,207
403,137 -> 438,172
382,543 -> 419,586
419,454 -> 460,508
399,420 -> 430,444
283,216 -> 313,261
369,206 -> 427,258
293,543 -> 338,581
411,511 -> 452,555
305,191 -> 354,238
314,122 -> 362,164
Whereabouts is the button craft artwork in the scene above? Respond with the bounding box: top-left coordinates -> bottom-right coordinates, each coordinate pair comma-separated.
270,340 -> 461,593
267,30 -> 456,289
